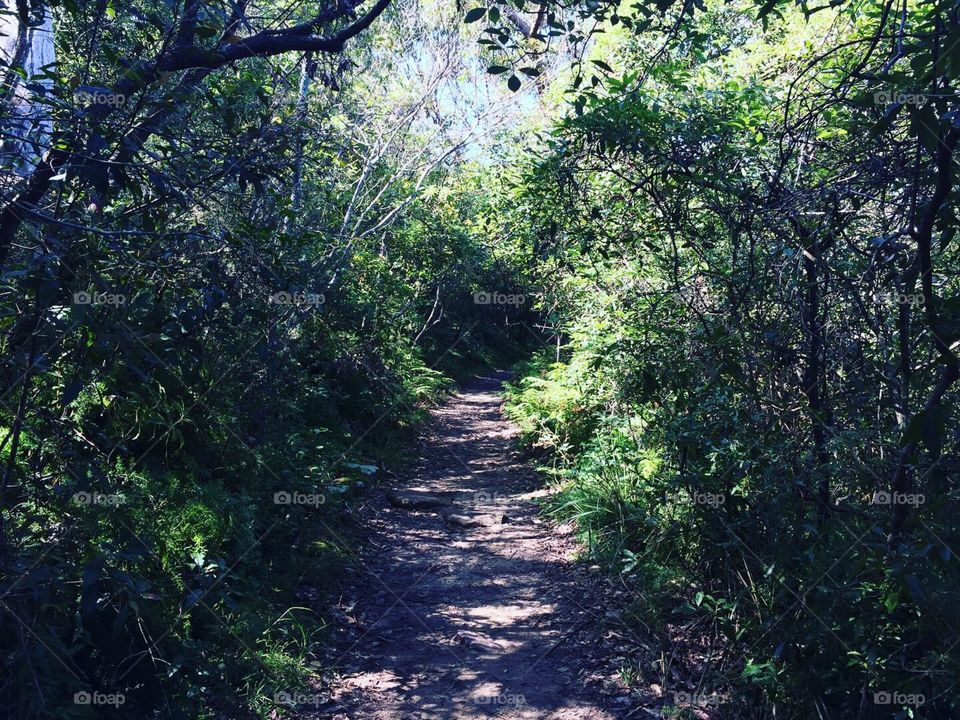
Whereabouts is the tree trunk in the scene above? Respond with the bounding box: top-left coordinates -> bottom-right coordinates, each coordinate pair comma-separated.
792,217 -> 833,523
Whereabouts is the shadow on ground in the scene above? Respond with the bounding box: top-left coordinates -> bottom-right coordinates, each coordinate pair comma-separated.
315,371 -> 629,720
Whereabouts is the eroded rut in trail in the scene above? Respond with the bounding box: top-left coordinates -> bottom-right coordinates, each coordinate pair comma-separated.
316,371 -> 629,719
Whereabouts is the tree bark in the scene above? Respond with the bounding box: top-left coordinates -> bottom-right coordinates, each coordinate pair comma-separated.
791,216 -> 834,523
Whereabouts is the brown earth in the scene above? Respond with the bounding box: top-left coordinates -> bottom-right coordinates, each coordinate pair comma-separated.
312,371 -> 643,720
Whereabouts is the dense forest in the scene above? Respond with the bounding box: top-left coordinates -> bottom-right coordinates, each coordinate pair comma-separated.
1,0 -> 959,716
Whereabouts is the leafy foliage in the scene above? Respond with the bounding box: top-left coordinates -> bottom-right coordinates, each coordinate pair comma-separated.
502,0 -> 960,716
0,0 -> 533,717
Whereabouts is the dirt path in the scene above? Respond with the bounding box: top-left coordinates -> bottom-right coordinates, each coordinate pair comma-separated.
319,371 -> 629,719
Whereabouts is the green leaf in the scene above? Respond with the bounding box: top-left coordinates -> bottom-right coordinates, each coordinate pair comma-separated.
869,102 -> 903,139
182,589 -> 203,611
61,380 -> 84,407
488,65 -> 510,75
756,0 -> 778,19
939,28 -> 960,78
81,557 -> 106,618
883,590 -> 900,612
742,660 -> 771,677
38,278 -> 60,307
508,75 -> 521,92
465,7 -> 486,22
903,405 -> 947,458
905,574 -> 925,603
910,104 -> 940,153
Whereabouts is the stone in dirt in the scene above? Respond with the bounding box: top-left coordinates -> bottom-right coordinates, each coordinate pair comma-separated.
453,630 -> 506,654
386,491 -> 447,510
441,510 -> 506,528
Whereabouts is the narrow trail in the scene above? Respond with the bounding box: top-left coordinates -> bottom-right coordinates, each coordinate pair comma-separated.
320,371 -> 628,719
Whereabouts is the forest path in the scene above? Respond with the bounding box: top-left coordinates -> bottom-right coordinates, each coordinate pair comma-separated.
317,371 -> 627,719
